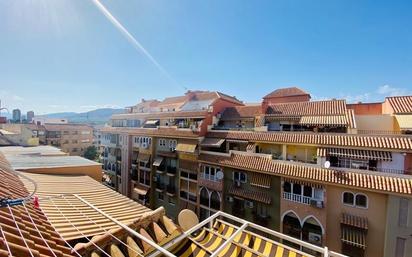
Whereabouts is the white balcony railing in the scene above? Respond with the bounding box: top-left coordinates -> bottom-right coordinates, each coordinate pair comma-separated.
283,192 -> 312,205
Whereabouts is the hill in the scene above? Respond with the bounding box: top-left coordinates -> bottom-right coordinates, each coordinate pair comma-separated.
37,108 -> 125,124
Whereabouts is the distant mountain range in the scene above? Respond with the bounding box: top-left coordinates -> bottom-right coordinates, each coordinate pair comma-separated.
36,108 -> 125,124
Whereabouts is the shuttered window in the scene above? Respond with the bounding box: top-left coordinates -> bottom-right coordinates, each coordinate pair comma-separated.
398,198 -> 409,227
395,237 -> 406,257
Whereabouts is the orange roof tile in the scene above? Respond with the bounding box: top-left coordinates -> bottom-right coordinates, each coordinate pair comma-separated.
0,154 -> 73,257
206,131 -> 412,151
198,151 -> 412,195
266,99 -> 346,116
101,126 -> 200,139
220,105 -> 262,120
263,87 -> 310,99
386,96 -> 412,114
112,110 -> 208,120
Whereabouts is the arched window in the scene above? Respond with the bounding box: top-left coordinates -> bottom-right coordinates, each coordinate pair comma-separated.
355,194 -> 368,208
282,212 -> 301,240
302,217 -> 323,246
210,191 -> 221,210
342,192 -> 354,205
199,187 -> 209,207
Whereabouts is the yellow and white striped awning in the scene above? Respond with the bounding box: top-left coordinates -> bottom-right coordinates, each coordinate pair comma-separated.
341,226 -> 367,250
246,143 -> 256,152
395,115 -> 412,130
175,142 -> 197,153
299,115 -> 348,126
229,186 -> 272,204
250,173 -> 271,188
326,148 -> 392,161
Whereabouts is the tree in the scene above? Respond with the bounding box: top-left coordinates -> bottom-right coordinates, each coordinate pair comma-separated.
83,146 -> 98,160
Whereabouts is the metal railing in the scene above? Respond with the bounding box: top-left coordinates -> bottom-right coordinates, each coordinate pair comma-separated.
283,192 -> 312,205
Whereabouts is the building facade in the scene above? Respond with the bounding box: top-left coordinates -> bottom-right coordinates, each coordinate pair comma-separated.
12,108 -> 21,123
101,88 -> 412,257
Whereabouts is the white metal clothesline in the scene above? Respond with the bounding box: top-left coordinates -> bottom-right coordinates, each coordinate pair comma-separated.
7,205 -> 35,257
48,197 -> 112,257
59,195 -> 144,257
0,222 -> 12,257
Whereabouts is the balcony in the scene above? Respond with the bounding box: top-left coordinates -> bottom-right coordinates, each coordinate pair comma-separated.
166,186 -> 176,196
180,191 -> 197,203
198,174 -> 223,191
155,183 -> 166,192
282,192 -> 324,208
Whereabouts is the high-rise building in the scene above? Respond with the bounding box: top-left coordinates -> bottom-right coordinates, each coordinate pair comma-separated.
26,111 -> 34,123
12,109 -> 21,123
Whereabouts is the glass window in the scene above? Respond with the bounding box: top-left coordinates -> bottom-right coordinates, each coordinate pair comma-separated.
158,192 -> 164,201
292,184 -> 302,195
355,194 -> 368,208
303,186 -> 312,198
343,192 -> 354,205
283,182 -> 291,193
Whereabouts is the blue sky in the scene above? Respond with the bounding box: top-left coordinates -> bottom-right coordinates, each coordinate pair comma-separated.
0,0 -> 411,114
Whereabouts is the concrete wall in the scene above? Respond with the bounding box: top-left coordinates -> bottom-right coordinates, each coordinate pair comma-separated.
384,196 -> 412,257
326,186 -> 387,257
355,115 -> 395,132
347,103 -> 383,115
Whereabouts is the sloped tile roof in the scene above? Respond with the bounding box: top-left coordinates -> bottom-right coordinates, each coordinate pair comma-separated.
206,131 -> 412,151
198,151 -> 412,195
386,96 -> 412,114
112,110 -> 208,120
266,99 -> 346,116
101,126 -> 200,139
220,105 -> 262,120
0,154 -> 73,257
263,87 -> 309,99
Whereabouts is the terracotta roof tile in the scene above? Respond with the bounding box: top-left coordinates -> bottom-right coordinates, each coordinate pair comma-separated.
101,126 -> 200,139
263,87 -> 309,99
0,154 -> 73,256
266,99 -> 346,116
112,110 -> 208,120
220,105 -> 262,120
387,96 -> 412,114
198,151 -> 412,195
206,131 -> 412,151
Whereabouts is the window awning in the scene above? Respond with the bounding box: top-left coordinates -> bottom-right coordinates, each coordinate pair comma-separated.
341,226 -> 367,250
226,139 -> 248,144
299,115 -> 348,126
229,186 -> 271,204
341,213 -> 368,230
137,153 -> 151,163
134,187 -> 148,196
284,178 -> 323,189
200,138 -> 225,148
250,173 -> 271,188
395,115 -> 412,130
246,143 -> 256,152
153,156 -> 164,166
145,120 -> 159,125
317,148 -> 327,157
325,148 -> 392,161
175,142 -> 197,153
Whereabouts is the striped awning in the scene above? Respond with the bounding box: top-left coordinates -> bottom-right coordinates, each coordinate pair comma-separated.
395,115 -> 412,130
326,148 -> 392,161
246,143 -> 256,152
134,187 -> 148,196
346,109 -> 357,129
175,142 -> 197,153
229,186 -> 271,204
341,226 -> 367,249
137,153 -> 151,163
226,139 -> 248,144
341,213 -> 368,230
201,138 -> 225,148
317,148 -> 327,157
299,115 -> 348,126
250,173 -> 271,188
283,178 -> 323,189
255,116 -> 265,127
265,116 -> 301,121
153,156 -> 164,166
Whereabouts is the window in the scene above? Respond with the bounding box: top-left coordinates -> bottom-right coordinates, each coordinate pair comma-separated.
158,192 -> 164,201
169,140 -> 177,149
343,192 -> 368,209
202,166 -> 222,181
395,237 -> 406,257
355,194 -> 368,208
283,182 -> 291,193
293,184 -> 302,195
168,197 -> 176,205
233,171 -> 247,183
159,139 -> 166,147
303,185 -> 312,198
399,198 -> 409,227
343,192 -> 354,205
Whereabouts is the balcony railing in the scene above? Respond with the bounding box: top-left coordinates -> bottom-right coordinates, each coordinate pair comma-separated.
180,191 -> 197,203
283,192 -> 311,205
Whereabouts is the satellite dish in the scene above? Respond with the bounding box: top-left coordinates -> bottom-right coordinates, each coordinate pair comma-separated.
216,171 -> 224,180
324,161 -> 330,169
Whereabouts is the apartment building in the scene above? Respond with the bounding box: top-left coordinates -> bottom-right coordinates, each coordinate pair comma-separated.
101,88 -> 412,257
43,123 -> 94,156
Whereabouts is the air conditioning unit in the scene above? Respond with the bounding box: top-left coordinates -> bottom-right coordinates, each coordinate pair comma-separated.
227,196 -> 234,203
245,200 -> 254,208
308,232 -> 322,244
142,142 -> 148,149
310,199 -> 324,208
170,147 -> 176,152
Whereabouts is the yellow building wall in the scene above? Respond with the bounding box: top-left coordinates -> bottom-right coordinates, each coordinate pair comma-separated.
20,165 -> 102,181
355,115 -> 396,132
326,186 -> 387,257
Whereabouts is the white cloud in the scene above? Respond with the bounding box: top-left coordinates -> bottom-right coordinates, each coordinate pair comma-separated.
377,85 -> 412,96
79,104 -> 122,111
12,95 -> 24,101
